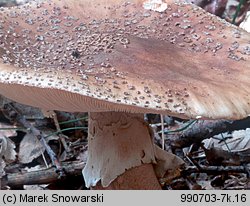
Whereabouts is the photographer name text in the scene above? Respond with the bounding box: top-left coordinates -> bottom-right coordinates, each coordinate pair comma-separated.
2,193 -> 104,204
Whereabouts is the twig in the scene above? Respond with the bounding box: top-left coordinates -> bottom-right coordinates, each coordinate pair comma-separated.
182,165 -> 250,176
0,127 -> 25,131
185,145 -> 202,170
51,112 -> 72,155
160,114 -> 165,150
3,103 -> 64,177
1,161 -> 85,189
170,117 -> 250,149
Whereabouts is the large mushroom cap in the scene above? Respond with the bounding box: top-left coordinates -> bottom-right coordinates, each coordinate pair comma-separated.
1,0 -> 250,119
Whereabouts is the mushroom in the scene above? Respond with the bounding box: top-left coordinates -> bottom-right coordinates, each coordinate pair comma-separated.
1,0 -> 250,189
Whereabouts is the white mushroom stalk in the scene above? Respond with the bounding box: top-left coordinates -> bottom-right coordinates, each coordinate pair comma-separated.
83,112 -> 160,189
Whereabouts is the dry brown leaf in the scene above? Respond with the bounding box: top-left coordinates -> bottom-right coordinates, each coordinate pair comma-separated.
204,128 -> 250,152
0,123 -> 17,176
0,123 -> 17,162
0,122 -> 17,138
203,129 -> 250,165
154,145 -> 184,178
19,130 -> 59,164
0,158 -> 6,177
18,133 -> 44,164
154,145 -> 185,185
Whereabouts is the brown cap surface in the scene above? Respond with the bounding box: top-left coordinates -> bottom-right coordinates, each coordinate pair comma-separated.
1,0 -> 250,119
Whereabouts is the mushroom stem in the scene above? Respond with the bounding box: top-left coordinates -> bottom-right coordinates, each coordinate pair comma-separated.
93,163 -> 161,190
83,112 -> 161,189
